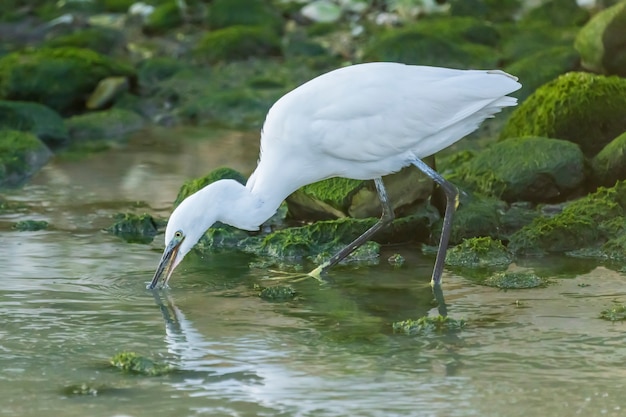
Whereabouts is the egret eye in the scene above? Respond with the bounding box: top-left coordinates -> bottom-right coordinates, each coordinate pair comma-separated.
174,231 -> 183,239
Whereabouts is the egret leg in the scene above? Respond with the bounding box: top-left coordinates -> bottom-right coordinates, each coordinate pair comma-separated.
308,177 -> 394,279
410,157 -> 459,289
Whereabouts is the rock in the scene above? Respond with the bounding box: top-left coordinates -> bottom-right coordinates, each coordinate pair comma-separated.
13,220 -> 49,231
193,25 -> 282,63
43,26 -> 126,55
110,352 -> 173,376
65,108 -> 145,141
482,271 -> 546,289
445,236 -> 512,268
363,18 -> 499,69
256,284 -> 297,301
287,164 -> 434,220
521,0 -> 589,27
575,0 -> 626,76
142,1 -> 183,35
208,0 -> 283,33
0,47 -> 136,115
508,181 -> 626,255
500,72 -> 626,157
86,76 -> 131,109
105,212 -> 159,243
449,0 -> 522,22
452,136 -> 585,202
392,316 -> 466,336
503,46 -> 580,102
0,130 -> 52,188
174,167 -> 247,207
592,131 -> 626,186
0,100 -> 69,148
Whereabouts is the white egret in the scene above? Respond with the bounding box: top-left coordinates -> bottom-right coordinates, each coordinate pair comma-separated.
149,62 -> 521,290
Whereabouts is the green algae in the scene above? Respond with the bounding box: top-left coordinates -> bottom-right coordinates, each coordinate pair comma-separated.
599,303 -> 626,321
174,167 -> 246,207
255,284 -> 297,301
392,315 -> 467,336
110,352 -> 173,376
106,213 -> 159,244
501,72 -> 626,157
482,271 -> 547,289
13,220 -> 48,231
445,237 -> 512,268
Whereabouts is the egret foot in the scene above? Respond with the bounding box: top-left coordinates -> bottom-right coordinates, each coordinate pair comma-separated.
263,269 -> 325,284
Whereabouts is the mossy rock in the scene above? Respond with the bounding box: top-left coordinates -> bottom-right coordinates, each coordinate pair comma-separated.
445,237 -> 512,268
143,1 -> 184,35
137,57 -> 185,87
500,72 -> 626,157
102,0 -> 136,13
255,284 -> 297,301
438,195 -> 506,245
43,27 -> 125,55
174,167 -> 247,207
500,21 -> 579,63
500,201 -> 540,238
240,218 -> 380,261
508,181 -> 626,255
363,23 -> 498,69
287,164 -> 433,220
599,303 -> 626,321
193,25 -> 281,64
0,100 -> 69,148
449,0 -> 521,22
504,46 -> 580,102
520,0 -> 589,27
452,136 -> 585,202
110,352 -> 173,376
592,131 -> 626,186
0,130 -> 52,188
207,0 -> 283,33
13,220 -> 48,231
575,0 -> 626,76
0,47 -> 136,115
392,315 -> 466,336
106,213 -> 159,244
65,108 -> 144,142
482,271 -> 546,289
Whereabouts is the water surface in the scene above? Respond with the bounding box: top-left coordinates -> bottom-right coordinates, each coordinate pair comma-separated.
1,128 -> 625,417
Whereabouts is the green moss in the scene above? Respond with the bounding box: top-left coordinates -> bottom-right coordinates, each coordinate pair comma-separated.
501,72 -> 626,157
392,315 -> 467,335
363,22 -> 498,68
110,352 -> 173,376
241,217 -> 379,260
592,131 -> 626,187
193,25 -> 281,63
174,167 -> 247,207
452,137 -> 585,202
508,181 -> 626,255
387,253 -> 405,267
13,220 -> 48,231
599,303 -> 626,321
208,0 -> 283,32
482,271 -> 546,289
449,0 -> 521,22
439,196 -> 505,244
143,1 -> 183,35
137,57 -> 185,87
43,27 -> 125,55
0,130 -> 51,187
504,46 -> 580,102
0,47 -> 135,115
521,0 -> 589,27
255,284 -> 297,301
65,108 -> 144,141
106,213 -> 159,244
296,177 -> 364,213
0,100 -> 68,148
445,237 -> 512,268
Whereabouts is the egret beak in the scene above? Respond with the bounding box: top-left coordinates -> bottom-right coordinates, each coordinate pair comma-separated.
148,237 -> 184,290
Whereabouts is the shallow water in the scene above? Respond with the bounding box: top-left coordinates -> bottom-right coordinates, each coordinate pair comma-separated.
1,128 -> 626,417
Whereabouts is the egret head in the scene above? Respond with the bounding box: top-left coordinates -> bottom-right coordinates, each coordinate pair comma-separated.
147,192 -> 216,290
